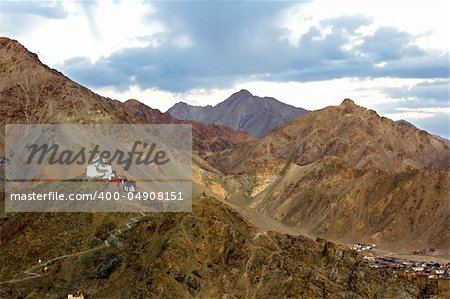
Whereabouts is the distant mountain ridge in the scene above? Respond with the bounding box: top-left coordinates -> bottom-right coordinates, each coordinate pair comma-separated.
168,89 -> 309,137
122,99 -> 253,153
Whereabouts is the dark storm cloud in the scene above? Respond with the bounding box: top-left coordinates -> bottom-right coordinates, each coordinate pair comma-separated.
59,2 -> 448,92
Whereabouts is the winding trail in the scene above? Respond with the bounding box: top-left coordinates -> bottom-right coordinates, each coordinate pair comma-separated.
0,213 -> 146,285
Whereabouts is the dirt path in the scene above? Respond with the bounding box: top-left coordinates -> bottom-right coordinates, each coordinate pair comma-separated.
0,213 -> 147,285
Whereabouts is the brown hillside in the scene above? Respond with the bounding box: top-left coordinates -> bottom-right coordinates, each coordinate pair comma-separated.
247,157 -> 449,251
0,37 -> 441,297
209,99 -> 449,173
0,38 -> 140,127
205,99 -> 449,253
0,195 -> 419,298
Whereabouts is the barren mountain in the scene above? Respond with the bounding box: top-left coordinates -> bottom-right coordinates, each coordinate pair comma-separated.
210,99 -> 449,173
0,37 -> 142,217
205,99 -> 450,253
196,156 -> 449,254
253,157 -> 448,250
168,89 -> 309,137
0,38 -> 141,128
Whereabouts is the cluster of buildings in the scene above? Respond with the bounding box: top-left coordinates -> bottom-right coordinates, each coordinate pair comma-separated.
353,244 -> 450,297
351,243 -> 376,251
364,256 -> 449,279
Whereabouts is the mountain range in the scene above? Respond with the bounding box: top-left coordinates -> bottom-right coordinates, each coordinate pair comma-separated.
168,89 -> 309,137
206,98 -> 449,251
0,37 -> 448,298
210,98 -> 449,173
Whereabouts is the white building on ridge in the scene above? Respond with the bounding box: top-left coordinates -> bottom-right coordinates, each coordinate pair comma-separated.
86,156 -> 114,179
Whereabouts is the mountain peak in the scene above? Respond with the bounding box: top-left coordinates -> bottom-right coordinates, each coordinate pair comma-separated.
395,119 -> 419,130
0,37 -> 40,62
341,98 -> 356,106
234,89 -> 253,97
169,90 -> 308,137
124,99 -> 141,105
0,36 -> 18,44
174,101 -> 189,106
0,37 -> 47,81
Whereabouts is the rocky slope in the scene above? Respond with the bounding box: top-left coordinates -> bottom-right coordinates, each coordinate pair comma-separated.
0,195 -> 419,298
168,89 -> 309,137
251,157 -> 448,250
0,37 -> 142,218
195,156 -> 449,253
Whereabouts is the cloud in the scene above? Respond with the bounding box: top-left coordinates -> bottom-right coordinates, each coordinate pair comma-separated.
0,1 -> 165,65
58,2 -> 447,94
384,110 -> 450,139
411,112 -> 449,139
2,0 -> 447,138
384,79 -> 449,105
60,2 -> 294,91
357,27 -> 424,62
0,1 -> 68,36
0,1 -> 67,19
320,14 -> 371,31
281,1 -> 449,50
4,1 -> 444,93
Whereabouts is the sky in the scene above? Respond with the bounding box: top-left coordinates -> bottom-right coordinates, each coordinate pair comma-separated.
0,0 -> 449,138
